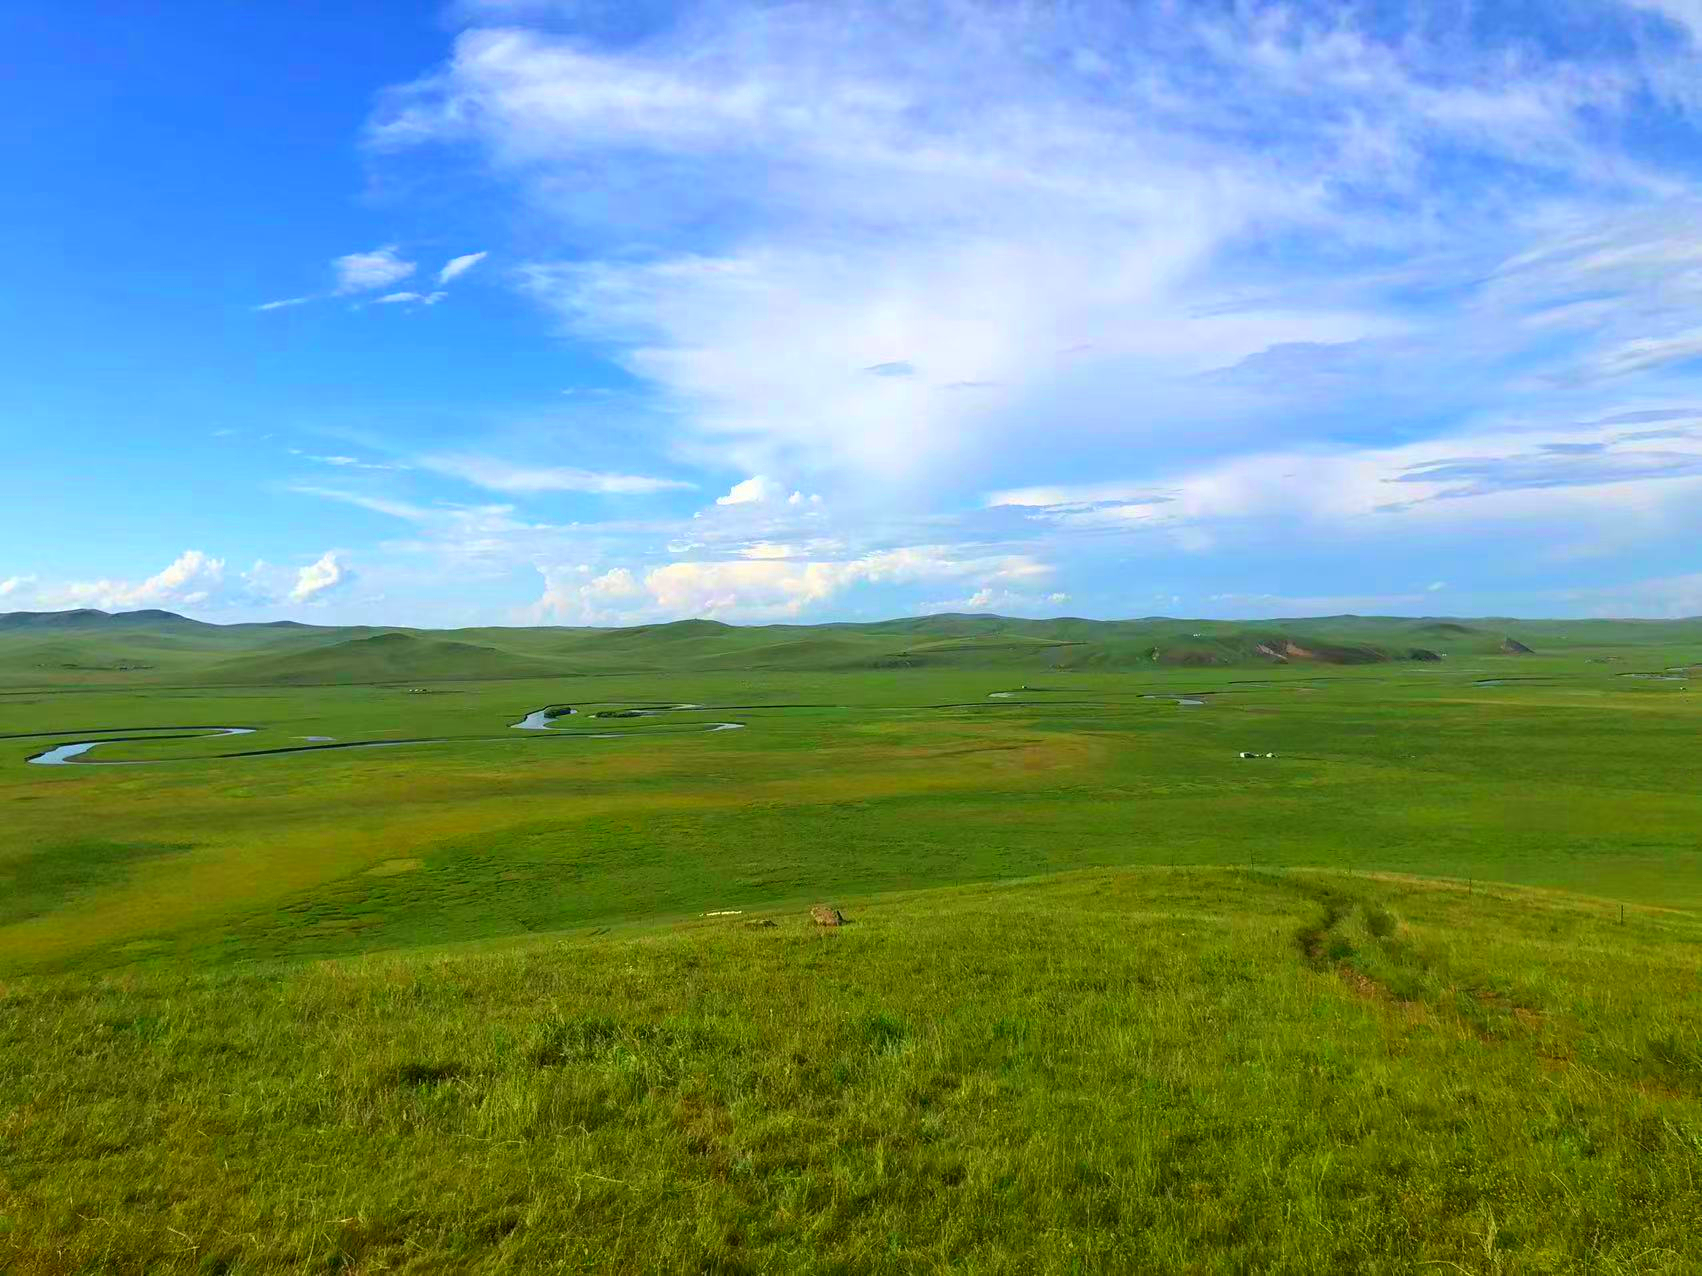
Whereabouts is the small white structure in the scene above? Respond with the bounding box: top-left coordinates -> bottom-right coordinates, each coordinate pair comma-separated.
1238,752 -> 1279,759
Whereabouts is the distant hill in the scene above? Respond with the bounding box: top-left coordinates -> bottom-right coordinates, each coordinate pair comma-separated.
2,607 -> 1698,686
0,607 -> 218,631
206,632 -> 573,685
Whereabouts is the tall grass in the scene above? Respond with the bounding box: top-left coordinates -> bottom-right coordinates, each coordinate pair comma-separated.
4,868 -> 1699,1272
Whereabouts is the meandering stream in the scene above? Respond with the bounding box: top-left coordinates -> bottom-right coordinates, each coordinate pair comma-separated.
12,706 -> 744,767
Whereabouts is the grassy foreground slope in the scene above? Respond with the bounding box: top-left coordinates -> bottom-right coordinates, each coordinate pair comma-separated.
4,869 -> 1700,1273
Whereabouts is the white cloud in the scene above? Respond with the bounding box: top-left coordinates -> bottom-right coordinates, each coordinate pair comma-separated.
438,250 -> 488,284
533,565 -> 648,624
254,296 -> 312,312
53,550 -> 227,611
419,453 -> 694,495
987,481 -> 1174,510
0,575 -> 36,599
716,475 -> 784,505
333,245 -> 416,294
375,290 -> 448,306
308,4 -> 1702,624
377,6 -> 1665,492
990,413 -> 1702,538
1593,328 -> 1702,378
533,544 -> 1051,623
289,450 -> 409,471
290,551 -> 354,603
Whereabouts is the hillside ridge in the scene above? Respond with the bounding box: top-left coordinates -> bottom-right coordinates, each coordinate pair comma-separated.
4,608 -> 1701,684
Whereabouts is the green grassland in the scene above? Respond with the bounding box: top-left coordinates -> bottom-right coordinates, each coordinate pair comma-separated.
1,610 -> 1700,1270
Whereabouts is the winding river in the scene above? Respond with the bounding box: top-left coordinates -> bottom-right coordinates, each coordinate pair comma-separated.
11,705 -> 745,768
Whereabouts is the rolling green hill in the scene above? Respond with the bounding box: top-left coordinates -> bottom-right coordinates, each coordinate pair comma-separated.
2,607 -> 1699,688
204,632 -> 575,685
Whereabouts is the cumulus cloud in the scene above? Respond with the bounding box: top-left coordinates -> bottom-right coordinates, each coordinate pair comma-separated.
438,250 -> 488,283
53,550 -> 227,611
0,575 -> 35,599
333,245 -> 416,294
290,551 -> 354,603
716,475 -> 785,505
533,545 -> 1051,623
533,565 -> 648,624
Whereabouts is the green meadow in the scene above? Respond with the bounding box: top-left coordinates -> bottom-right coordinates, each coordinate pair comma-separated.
2,611 -> 1700,1270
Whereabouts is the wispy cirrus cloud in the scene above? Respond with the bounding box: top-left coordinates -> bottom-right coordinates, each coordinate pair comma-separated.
372,1 -> 1686,496
289,486 -> 436,523
437,250 -> 487,284
375,290 -> 447,306
1393,446 -> 1702,499
417,453 -> 695,495
256,246 -> 477,315
259,0 -> 1702,622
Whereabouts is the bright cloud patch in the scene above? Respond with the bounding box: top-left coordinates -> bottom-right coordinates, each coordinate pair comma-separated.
333,245 -> 416,294
534,546 -> 1052,623
55,550 -> 227,610
378,3 -> 1677,497
437,251 -> 488,284
716,476 -> 785,506
375,290 -> 447,306
290,551 -> 353,603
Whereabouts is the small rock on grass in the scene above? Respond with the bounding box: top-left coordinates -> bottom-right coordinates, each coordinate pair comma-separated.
810,905 -> 848,927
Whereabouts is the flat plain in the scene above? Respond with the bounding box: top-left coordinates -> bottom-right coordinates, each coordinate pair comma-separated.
2,611 -> 1699,1271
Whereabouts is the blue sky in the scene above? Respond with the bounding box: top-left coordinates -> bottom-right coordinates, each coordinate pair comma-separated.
5,0 -> 1702,625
